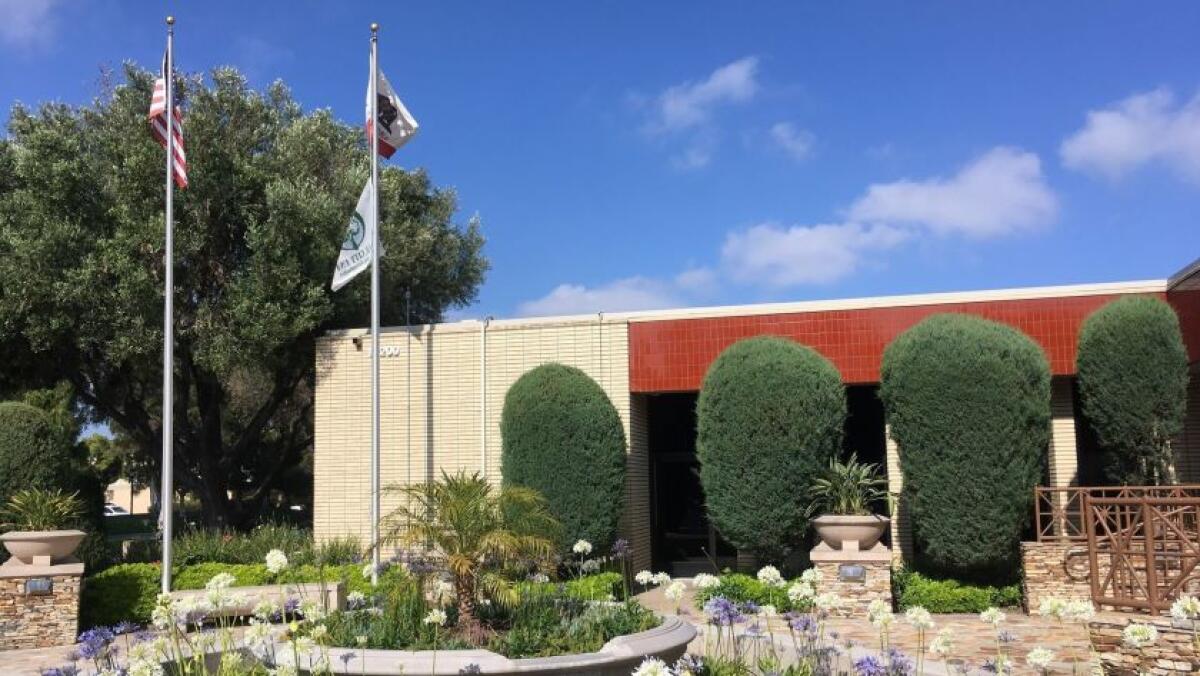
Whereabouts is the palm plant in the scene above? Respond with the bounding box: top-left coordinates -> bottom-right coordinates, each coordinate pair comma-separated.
378,471 -> 561,638
806,453 -> 888,516
2,488 -> 83,531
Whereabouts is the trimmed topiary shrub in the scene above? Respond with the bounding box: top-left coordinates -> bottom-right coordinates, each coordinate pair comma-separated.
893,569 -> 1022,612
80,563 -> 161,628
1077,296 -> 1189,485
696,336 -> 845,562
0,401 -> 76,511
880,314 -> 1050,576
501,363 -> 627,552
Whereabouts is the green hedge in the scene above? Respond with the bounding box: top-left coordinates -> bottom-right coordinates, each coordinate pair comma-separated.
1077,296 -> 1189,485
81,562 -> 399,628
501,363 -> 627,551
696,337 -> 845,562
519,572 -> 625,602
894,569 -> 1022,612
0,402 -> 76,512
880,314 -> 1049,576
692,573 -> 801,612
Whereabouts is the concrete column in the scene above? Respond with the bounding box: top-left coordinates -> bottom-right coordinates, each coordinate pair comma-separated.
884,425 -> 913,563
1047,376 -> 1080,488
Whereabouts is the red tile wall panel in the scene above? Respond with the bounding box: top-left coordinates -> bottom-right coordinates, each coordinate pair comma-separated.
1169,285 -> 1200,364
629,292 -> 1167,392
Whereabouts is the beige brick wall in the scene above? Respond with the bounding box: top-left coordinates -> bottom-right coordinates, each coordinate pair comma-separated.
313,318 -> 650,567
1048,376 -> 1080,487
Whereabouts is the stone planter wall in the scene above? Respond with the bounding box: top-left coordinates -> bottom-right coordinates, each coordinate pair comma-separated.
1021,541 -> 1096,611
1088,614 -> 1199,675
810,543 -> 892,618
0,560 -> 83,650
279,614 -> 696,675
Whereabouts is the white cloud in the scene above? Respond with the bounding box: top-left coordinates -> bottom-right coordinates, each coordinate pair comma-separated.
769,122 -> 815,161
721,222 -> 908,287
0,0 -> 60,50
674,267 -> 717,293
645,57 -> 760,135
517,277 -> 682,317
1060,88 -> 1200,184
847,146 -> 1058,238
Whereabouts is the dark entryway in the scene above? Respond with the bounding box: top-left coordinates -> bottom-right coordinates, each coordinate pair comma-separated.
647,392 -> 736,575
646,386 -> 892,574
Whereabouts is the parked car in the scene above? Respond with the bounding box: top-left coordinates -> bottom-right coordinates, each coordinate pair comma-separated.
103,503 -> 130,517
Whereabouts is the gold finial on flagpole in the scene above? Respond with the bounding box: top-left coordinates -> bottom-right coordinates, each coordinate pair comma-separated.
166,16 -> 175,25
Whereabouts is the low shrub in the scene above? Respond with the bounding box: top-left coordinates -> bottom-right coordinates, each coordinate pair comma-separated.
692,573 -> 799,612
519,572 -> 625,602
80,561 -> 401,628
172,523 -> 361,566
893,568 -> 1022,613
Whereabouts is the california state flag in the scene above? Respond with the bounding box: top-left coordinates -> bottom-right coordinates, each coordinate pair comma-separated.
366,70 -> 418,158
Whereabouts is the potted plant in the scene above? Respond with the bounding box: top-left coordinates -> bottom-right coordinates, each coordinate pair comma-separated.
806,453 -> 890,550
0,488 -> 87,565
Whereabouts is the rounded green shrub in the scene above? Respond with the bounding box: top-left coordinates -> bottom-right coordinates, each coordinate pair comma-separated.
880,314 -> 1050,575
696,336 -> 845,562
0,402 -> 76,510
80,563 -> 161,628
1077,296 -> 1189,485
501,363 -> 627,551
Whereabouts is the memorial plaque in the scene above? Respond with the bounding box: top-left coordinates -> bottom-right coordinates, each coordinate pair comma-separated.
837,564 -> 866,583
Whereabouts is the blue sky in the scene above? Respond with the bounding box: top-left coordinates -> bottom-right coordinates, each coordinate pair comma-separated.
2,1 -> 1199,319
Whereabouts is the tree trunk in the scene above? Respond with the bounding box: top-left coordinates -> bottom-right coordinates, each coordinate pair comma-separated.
455,575 -> 485,642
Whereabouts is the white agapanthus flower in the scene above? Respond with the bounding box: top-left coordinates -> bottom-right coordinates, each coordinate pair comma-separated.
362,563 -> 377,580
1122,623 -> 1158,648
246,619 -> 274,648
530,572 -> 550,583
867,599 -> 894,628
756,565 -> 785,588
635,570 -> 654,585
787,581 -> 815,604
929,628 -> 955,657
979,607 -> 1006,626
1026,647 -> 1055,670
311,624 -> 329,641
692,573 -> 721,589
1064,599 -> 1095,623
423,608 -> 448,627
356,635 -> 369,646
299,599 -> 326,622
906,606 -> 934,631
800,567 -> 823,585
347,591 -> 367,608
814,592 -> 842,612
581,558 -> 601,573
664,580 -> 686,602
759,604 -> 778,617
1171,594 -> 1200,621
572,539 -> 593,556
265,549 -> 289,574
206,572 -> 237,591
1038,596 -> 1068,620
651,572 -> 672,586
632,657 -> 671,676
294,635 -> 316,654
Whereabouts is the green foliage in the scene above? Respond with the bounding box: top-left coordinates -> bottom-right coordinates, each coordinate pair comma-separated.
172,523 -> 360,567
880,314 -> 1050,575
692,573 -> 805,613
696,337 -> 846,561
80,563 -> 161,628
380,471 -> 561,631
806,453 -> 888,517
893,568 -> 1022,612
1077,296 -> 1190,485
486,598 -> 658,659
500,363 -> 627,551
519,571 -> 625,602
1,488 -> 83,531
325,575 -> 463,651
0,65 -> 487,526
0,402 -> 75,513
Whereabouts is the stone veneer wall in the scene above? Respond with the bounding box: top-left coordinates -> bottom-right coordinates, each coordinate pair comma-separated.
1089,614 -> 1199,675
811,556 -> 892,618
1021,541 -> 1094,612
0,568 -> 82,650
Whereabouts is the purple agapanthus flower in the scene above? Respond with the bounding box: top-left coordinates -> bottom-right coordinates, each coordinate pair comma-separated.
885,647 -> 914,675
76,627 -> 115,660
703,596 -> 745,626
674,654 -> 704,674
610,538 -> 631,559
785,611 -> 816,634
853,655 -> 888,676
112,621 -> 138,635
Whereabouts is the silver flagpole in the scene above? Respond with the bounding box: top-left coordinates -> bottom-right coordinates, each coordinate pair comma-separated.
160,15 -> 177,595
369,22 -> 381,587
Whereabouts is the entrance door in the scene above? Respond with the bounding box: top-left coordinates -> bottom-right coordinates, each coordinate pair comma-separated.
648,393 -> 736,575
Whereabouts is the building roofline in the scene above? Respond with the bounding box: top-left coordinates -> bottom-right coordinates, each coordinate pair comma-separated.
323,279 -> 1167,339
1169,257 -> 1200,290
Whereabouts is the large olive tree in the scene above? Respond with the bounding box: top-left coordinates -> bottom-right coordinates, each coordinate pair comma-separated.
0,65 -> 487,526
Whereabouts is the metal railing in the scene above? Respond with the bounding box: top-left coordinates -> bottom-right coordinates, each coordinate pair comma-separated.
1035,485 -> 1200,542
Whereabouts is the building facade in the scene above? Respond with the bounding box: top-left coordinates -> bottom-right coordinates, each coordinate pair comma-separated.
314,261 -> 1200,574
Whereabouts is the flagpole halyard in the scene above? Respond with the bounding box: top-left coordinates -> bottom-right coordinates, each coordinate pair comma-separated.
160,14 -> 176,595
369,21 -> 382,588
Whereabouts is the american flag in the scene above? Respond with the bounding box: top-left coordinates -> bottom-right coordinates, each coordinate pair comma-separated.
149,55 -> 188,189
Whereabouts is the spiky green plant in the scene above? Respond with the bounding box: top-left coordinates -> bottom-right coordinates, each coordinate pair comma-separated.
378,471 -> 561,637
2,488 -> 83,531
806,454 -> 888,517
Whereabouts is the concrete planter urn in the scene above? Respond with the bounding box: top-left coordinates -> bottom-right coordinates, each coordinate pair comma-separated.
0,529 -> 87,565
811,515 -> 889,551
